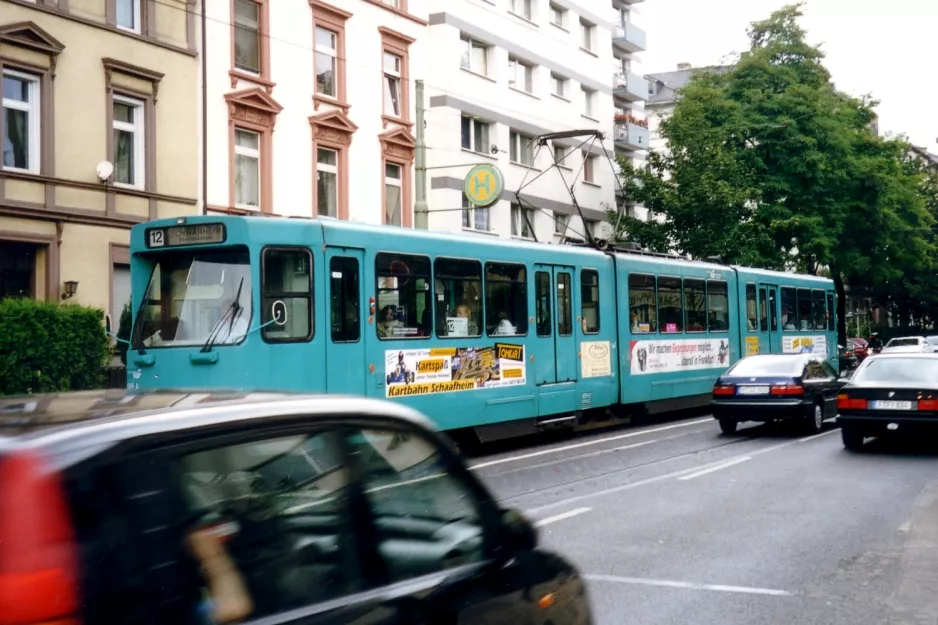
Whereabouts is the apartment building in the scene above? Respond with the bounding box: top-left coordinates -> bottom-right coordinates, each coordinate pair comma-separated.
0,0 -> 199,327
203,0 -> 426,227
424,0 -> 620,244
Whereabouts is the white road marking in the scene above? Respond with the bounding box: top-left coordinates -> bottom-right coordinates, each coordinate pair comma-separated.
470,418 -> 713,470
797,429 -> 839,443
584,574 -> 792,597
677,456 -> 751,481
534,507 -> 592,527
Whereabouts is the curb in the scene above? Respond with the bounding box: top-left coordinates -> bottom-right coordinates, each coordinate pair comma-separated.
890,478 -> 938,625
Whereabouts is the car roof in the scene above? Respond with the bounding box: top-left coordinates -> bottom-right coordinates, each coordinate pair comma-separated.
886,336 -> 925,342
863,352 -> 938,359
0,389 -> 437,454
737,353 -> 823,362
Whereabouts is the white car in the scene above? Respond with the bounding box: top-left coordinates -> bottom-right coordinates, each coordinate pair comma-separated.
882,336 -> 931,353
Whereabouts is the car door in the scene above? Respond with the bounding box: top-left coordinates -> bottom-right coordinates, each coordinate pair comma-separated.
804,360 -> 839,417
343,424 -> 591,625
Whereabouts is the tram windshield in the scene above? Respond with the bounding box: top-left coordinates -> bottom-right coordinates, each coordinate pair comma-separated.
130,248 -> 253,349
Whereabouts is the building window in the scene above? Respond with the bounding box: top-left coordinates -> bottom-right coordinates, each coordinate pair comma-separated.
509,130 -> 534,166
553,144 -> 568,167
549,3 -> 565,27
382,0 -> 401,7
510,0 -> 532,21
582,86 -> 595,117
315,27 -> 338,98
2,69 -> 40,173
583,219 -> 597,239
582,152 -> 596,183
316,147 -> 338,217
385,162 -> 403,226
112,95 -> 145,188
116,0 -> 141,32
460,115 -> 489,153
550,73 -> 566,98
507,56 -> 533,93
233,0 -> 261,74
459,35 -> 488,75
554,213 -> 568,234
510,203 -> 533,238
462,193 -> 489,232
580,19 -> 594,51
234,128 -> 261,209
383,52 -> 402,117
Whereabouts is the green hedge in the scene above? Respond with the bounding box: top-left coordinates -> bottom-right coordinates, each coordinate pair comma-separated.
0,298 -> 109,396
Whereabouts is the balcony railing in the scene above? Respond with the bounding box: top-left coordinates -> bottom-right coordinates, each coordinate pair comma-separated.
614,122 -> 649,151
612,20 -> 646,53
613,71 -> 648,102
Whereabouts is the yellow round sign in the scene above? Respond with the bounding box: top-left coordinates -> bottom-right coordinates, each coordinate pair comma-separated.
463,164 -> 504,209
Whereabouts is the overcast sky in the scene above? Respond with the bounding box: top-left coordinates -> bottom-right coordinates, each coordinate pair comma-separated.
637,0 -> 938,151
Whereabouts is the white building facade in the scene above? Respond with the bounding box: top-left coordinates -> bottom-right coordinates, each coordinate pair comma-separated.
202,0 -> 427,225
423,0 -> 622,244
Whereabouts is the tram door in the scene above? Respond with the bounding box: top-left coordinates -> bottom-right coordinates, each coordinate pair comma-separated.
325,247 -> 368,395
533,263 -> 578,385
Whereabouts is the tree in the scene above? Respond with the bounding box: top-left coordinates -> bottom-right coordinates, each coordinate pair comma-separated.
609,3 -> 936,342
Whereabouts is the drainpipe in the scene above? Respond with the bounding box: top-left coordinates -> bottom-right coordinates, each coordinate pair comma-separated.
414,80 -> 428,229
200,0 -> 208,215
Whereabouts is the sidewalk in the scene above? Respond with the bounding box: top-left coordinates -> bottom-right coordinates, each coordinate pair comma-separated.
890,478 -> 938,625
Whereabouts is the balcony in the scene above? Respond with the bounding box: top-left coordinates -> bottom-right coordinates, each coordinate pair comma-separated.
614,122 -> 648,151
613,71 -> 648,102
612,21 -> 646,53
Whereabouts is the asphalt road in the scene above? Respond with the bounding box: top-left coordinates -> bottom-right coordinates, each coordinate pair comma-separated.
468,416 -> 938,625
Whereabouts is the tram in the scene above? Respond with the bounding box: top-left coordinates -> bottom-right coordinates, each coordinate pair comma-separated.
126,215 -> 837,442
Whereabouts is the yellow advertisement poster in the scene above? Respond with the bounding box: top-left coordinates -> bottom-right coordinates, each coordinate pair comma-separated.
385,343 -> 526,397
745,336 -> 760,356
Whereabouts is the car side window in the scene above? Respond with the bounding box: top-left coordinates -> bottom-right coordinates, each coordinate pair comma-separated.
345,428 -> 487,584
821,361 -> 837,378
804,361 -> 826,380
174,429 -> 362,621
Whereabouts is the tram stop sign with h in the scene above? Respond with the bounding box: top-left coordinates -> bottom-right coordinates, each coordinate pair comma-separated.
464,164 -> 504,209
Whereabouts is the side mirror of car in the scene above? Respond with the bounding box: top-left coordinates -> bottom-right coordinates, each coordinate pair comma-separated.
501,508 -> 538,553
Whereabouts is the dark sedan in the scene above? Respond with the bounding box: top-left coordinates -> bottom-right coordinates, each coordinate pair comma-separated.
712,354 -> 843,435
837,353 -> 938,451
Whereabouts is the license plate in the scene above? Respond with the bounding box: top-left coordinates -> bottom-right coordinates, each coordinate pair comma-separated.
737,386 -> 770,395
870,400 -> 913,410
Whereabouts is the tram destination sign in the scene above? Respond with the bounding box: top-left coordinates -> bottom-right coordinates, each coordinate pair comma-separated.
146,223 -> 227,248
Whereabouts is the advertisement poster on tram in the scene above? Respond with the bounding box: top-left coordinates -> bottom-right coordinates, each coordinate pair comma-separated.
629,338 -> 730,376
782,335 -> 827,355
384,344 -> 526,397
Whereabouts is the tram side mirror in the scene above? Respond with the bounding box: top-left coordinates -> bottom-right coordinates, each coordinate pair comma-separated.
501,508 -> 537,553
271,300 -> 288,327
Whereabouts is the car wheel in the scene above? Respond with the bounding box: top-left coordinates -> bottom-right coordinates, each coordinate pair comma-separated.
806,403 -> 824,434
841,426 -> 864,451
719,418 -> 737,435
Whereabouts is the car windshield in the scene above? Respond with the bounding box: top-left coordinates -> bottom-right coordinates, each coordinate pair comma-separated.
886,338 -> 919,347
728,356 -> 804,376
852,357 -> 938,385
130,248 -> 252,348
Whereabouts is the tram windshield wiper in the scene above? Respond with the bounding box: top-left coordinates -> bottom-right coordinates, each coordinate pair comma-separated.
200,277 -> 244,354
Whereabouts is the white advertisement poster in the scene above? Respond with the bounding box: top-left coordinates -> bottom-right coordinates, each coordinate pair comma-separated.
782,335 -> 828,355
629,338 -> 731,376
581,341 -> 613,378
384,343 -> 526,398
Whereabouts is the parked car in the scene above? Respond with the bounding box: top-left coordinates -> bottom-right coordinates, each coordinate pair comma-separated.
711,354 -> 844,435
837,353 -> 938,451
923,336 -> 938,353
0,390 -> 593,625
881,336 -> 931,354
848,337 -> 869,361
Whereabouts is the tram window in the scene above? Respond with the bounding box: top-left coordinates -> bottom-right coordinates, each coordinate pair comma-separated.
745,284 -> 757,332
826,292 -> 835,331
485,263 -> 527,336
628,273 -> 656,333
535,271 -> 551,337
580,269 -> 600,334
683,279 -> 706,332
781,287 -> 796,330
812,290 -> 826,331
330,256 -> 360,343
261,247 -> 313,342
769,289 -> 778,332
435,257 -> 482,338
796,288 -> 813,330
557,272 -> 572,336
657,276 -> 683,333
375,253 -> 431,340
759,286 -> 768,332
706,280 -> 729,332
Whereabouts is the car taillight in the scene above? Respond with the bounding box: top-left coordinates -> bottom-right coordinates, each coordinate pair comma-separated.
845,351 -> 854,358
918,399 -> 938,411
0,452 -> 79,625
837,394 -> 868,410
713,384 -> 736,396
770,384 -> 804,396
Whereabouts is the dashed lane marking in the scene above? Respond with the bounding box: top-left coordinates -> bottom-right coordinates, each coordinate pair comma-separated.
584,573 -> 793,597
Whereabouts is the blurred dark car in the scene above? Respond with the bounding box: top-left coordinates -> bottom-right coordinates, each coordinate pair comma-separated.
712,354 -> 843,435
0,390 -> 592,625
848,337 -> 869,361
837,353 -> 938,451
838,343 -> 859,372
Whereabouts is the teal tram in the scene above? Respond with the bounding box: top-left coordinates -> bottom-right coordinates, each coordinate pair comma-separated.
126,215 -> 837,443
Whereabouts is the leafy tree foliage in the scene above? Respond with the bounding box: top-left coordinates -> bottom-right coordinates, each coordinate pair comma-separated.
609,3 -> 936,341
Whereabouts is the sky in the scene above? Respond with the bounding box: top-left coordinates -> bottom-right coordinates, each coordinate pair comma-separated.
637,0 -> 938,152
